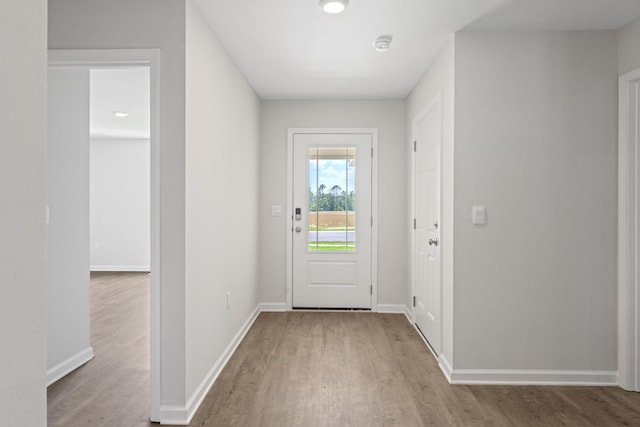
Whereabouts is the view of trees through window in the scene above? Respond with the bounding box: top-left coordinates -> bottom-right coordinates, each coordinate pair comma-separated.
308,146 -> 356,252
308,184 -> 354,212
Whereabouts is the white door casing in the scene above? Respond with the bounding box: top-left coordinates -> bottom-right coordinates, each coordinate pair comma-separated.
618,67 -> 640,392
287,129 -> 377,310
413,97 -> 442,356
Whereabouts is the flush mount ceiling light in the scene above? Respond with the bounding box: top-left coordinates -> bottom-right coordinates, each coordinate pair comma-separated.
319,0 -> 349,14
113,111 -> 129,118
373,35 -> 392,52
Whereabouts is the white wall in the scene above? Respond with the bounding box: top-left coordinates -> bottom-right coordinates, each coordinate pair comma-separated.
185,0 -> 261,407
453,31 -> 618,373
619,17 -> 640,75
90,138 -> 151,271
49,0 -> 187,408
0,1 -> 47,425
259,100 -> 406,306
406,37 -> 455,369
47,67 -> 93,383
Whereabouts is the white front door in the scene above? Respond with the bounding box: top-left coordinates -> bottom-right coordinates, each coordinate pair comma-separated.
292,132 -> 373,308
414,100 -> 442,355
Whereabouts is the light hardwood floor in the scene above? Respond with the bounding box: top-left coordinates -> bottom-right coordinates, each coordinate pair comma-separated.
183,312 -> 640,427
48,272 -> 151,427
49,274 -> 640,426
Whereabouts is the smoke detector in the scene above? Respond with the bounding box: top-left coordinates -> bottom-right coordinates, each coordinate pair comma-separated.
373,35 -> 392,52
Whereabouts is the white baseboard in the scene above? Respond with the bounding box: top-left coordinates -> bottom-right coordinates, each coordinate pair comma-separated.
158,405 -> 187,426
90,265 -> 150,272
377,304 -> 412,324
46,346 -> 94,386
260,302 -> 287,312
376,304 -> 405,313
160,304 -> 261,425
403,305 -> 413,323
449,369 -> 618,386
439,355 -> 453,382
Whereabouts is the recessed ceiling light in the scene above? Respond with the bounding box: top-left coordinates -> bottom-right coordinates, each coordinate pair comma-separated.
319,0 -> 349,14
113,111 -> 129,118
373,35 -> 392,52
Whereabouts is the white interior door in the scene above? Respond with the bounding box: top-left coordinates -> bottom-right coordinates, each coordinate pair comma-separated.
414,101 -> 442,355
47,66 -> 93,382
292,133 -> 372,308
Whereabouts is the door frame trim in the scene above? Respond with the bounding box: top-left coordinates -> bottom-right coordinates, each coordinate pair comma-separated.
411,93 -> 443,355
48,48 -> 162,420
619,67 -> 640,392
286,128 -> 378,311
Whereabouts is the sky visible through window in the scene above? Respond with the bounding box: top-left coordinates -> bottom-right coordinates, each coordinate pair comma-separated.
309,159 -> 355,197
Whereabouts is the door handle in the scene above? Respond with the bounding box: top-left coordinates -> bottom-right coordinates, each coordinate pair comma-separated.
428,238 -> 439,246
295,226 -> 302,233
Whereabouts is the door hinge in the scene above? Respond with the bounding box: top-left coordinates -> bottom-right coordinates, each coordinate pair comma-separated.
371,147 -> 374,157
371,285 -> 373,296
413,140 -> 417,152
371,216 -> 374,227
413,296 -> 416,307
413,218 -> 416,230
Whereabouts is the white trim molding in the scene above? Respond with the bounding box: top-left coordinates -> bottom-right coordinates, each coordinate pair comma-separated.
376,304 -> 407,313
160,305 -> 262,425
260,302 -> 287,312
619,67 -> 640,392
448,369 -> 617,386
46,347 -> 94,386
439,355 -> 453,383
48,48 -> 163,420
90,265 -> 151,272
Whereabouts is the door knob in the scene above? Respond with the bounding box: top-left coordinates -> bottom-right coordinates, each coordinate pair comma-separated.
295,226 -> 302,233
428,238 -> 439,246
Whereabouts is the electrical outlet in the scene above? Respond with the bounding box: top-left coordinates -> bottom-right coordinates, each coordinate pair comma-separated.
94,241 -> 100,249
226,292 -> 231,309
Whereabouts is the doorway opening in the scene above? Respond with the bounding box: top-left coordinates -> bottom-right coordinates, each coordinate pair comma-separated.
46,49 -> 161,422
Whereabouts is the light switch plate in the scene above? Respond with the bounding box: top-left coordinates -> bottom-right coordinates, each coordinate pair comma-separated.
472,205 -> 486,225
271,205 -> 282,217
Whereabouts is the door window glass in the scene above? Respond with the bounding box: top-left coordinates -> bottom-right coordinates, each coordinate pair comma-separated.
308,146 -> 356,252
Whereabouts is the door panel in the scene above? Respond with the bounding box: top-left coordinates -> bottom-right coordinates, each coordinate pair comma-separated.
47,67 -> 92,376
292,133 -> 372,308
414,101 -> 442,355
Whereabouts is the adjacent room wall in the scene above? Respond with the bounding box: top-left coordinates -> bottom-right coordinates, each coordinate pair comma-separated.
185,0 -> 261,411
453,31 -> 618,376
90,138 -> 151,271
406,36 -> 455,370
619,17 -> 640,75
47,67 -> 93,384
49,0 -> 187,409
259,100 -> 406,307
0,1 -> 47,424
